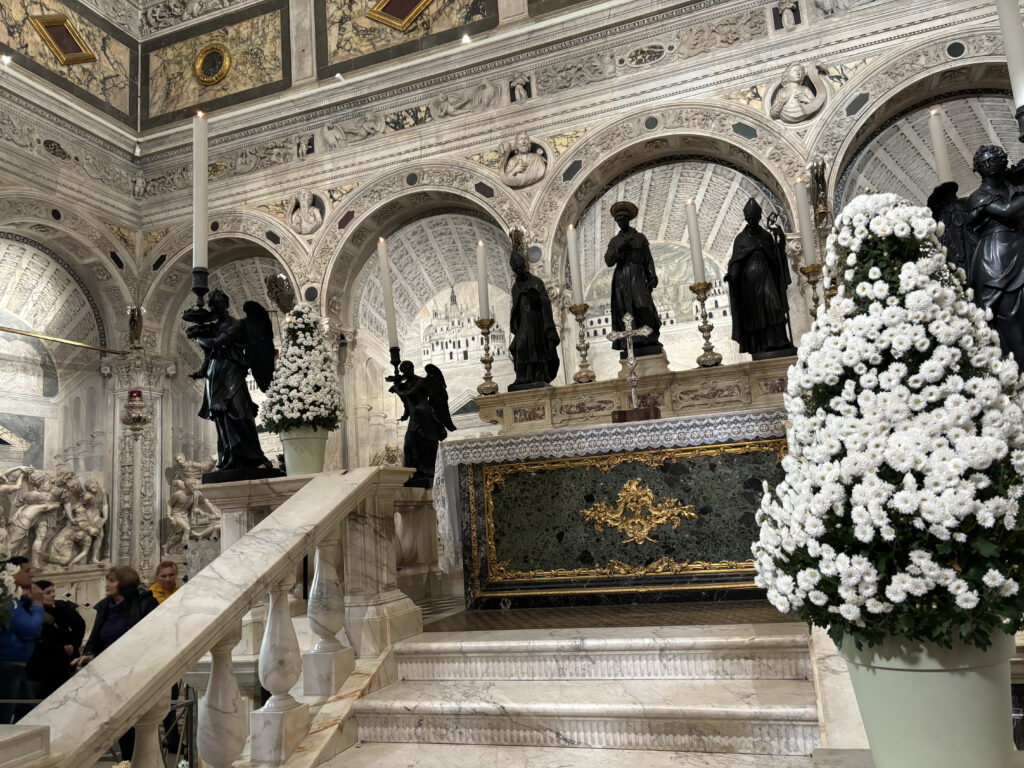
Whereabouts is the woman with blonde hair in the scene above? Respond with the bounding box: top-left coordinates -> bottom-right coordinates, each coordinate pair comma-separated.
149,560 -> 179,603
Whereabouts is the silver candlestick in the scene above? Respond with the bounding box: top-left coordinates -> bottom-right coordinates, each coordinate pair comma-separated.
569,302 -> 597,384
475,317 -> 498,396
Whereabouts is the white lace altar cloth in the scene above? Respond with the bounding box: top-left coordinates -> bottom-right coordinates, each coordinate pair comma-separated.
433,406 -> 788,573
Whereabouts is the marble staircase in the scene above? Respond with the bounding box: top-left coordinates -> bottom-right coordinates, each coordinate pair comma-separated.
347,623 -> 821,760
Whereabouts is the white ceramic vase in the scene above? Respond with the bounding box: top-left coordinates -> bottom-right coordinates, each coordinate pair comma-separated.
838,630 -> 1015,768
279,425 -> 329,476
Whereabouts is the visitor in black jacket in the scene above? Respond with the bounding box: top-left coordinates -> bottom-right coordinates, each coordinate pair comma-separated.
71,566 -> 158,761
27,579 -> 86,700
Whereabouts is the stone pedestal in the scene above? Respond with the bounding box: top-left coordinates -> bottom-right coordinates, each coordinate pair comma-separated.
250,702 -> 310,765
302,646 -> 356,698
617,351 -> 670,379
185,538 -> 221,578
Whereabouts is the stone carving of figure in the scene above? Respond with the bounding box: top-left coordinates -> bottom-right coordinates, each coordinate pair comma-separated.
777,0 -> 798,28
7,469 -> 66,567
604,201 -> 662,358
814,0 -> 851,14
964,145 -> 1024,364
371,443 -> 402,466
186,290 -> 276,473
290,189 -> 323,235
165,477 -> 221,552
44,481 -> 106,567
430,82 -> 496,118
510,72 -> 531,102
508,232 -> 560,390
499,132 -> 547,189
132,171 -> 146,199
387,361 -> 456,487
725,199 -> 795,357
770,63 -> 826,123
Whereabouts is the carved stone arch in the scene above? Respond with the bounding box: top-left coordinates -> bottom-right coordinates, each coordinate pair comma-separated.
142,210 -> 305,357
314,161 -> 529,326
806,28 -> 1008,203
0,190 -> 133,346
530,102 -> 806,289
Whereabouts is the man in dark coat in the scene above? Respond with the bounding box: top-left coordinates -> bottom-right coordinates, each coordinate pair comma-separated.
726,198 -> 794,357
604,201 -> 662,357
508,249 -> 560,390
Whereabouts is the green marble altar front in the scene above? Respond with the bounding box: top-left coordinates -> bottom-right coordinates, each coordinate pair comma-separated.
460,437 -> 787,607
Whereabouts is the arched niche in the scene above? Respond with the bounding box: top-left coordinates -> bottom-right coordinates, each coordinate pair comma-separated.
836,94 -> 1019,209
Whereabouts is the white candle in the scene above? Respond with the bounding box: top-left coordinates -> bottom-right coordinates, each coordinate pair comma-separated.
566,224 -> 584,305
795,177 -> 816,266
685,199 -> 706,284
192,111 -> 208,270
996,0 -> 1024,109
928,108 -> 954,184
377,237 -> 399,348
476,240 -> 490,320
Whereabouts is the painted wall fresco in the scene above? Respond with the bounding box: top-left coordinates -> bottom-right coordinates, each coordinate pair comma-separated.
146,9 -> 284,120
321,0 -> 495,72
0,0 -> 132,116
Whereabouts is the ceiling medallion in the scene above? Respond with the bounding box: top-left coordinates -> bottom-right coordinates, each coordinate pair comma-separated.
194,42 -> 231,86
29,15 -> 97,65
367,0 -> 435,32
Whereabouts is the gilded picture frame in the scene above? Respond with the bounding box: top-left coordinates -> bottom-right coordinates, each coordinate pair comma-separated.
29,15 -> 97,65
194,42 -> 231,86
367,0 -> 434,31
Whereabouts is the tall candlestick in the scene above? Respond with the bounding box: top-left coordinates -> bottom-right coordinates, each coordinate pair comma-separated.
996,0 -> 1024,112
476,240 -> 490,320
377,237 -> 399,349
567,224 -> 584,305
928,108 -> 954,184
192,111 -> 208,271
795,177 -> 816,265
685,199 -> 706,284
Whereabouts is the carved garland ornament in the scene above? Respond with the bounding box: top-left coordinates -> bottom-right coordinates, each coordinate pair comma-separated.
579,478 -> 697,545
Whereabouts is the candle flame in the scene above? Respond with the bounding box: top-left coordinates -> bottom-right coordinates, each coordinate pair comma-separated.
930,108 -> 939,116
686,198 -> 693,205
478,240 -> 484,246
196,110 -> 205,118
379,236 -> 385,243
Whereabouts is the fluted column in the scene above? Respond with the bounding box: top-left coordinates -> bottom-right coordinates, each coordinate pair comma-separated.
303,530 -> 355,696
251,570 -> 309,765
198,622 -> 247,768
129,696 -> 169,768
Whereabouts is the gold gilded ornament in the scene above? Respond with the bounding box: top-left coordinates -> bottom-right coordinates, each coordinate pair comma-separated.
579,478 -> 696,545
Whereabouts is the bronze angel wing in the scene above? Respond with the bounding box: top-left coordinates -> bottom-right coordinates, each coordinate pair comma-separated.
927,181 -> 979,277
242,301 -> 275,392
423,364 -> 456,434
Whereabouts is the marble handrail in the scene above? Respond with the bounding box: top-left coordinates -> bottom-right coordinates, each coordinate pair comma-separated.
18,467 -> 410,768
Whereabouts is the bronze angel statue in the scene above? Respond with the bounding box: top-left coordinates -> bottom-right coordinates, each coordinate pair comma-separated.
387,361 -> 456,487
185,289 -> 276,473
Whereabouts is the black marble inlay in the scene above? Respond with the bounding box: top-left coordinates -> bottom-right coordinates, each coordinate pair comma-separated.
947,41 -> 966,58
562,159 -> 583,182
846,92 -> 870,117
732,122 -> 758,140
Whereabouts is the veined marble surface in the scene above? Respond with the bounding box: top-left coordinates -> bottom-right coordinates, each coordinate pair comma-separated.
147,9 -> 283,117
0,0 -> 131,114
329,743 -> 816,767
325,0 -> 492,68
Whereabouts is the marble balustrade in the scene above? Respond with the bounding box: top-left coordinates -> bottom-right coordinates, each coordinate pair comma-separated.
14,466 -> 420,768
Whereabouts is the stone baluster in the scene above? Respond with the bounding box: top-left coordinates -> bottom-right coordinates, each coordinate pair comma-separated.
130,696 -> 169,768
303,530 -> 355,697
198,622 -> 247,768
251,570 -> 310,765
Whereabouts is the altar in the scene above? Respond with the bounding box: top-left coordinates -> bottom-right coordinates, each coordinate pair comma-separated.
434,359 -> 793,609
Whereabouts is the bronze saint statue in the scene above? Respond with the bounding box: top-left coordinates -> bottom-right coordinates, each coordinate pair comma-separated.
185,289 -> 277,477
508,230 -> 560,390
604,201 -> 662,358
387,361 -> 456,487
725,199 -> 795,358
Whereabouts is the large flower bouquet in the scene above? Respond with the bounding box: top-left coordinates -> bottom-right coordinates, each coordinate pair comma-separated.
260,302 -> 342,433
754,193 -> 1024,650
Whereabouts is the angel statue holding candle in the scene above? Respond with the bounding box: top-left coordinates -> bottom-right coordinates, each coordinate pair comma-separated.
185,289 -> 276,474
387,361 -> 456,488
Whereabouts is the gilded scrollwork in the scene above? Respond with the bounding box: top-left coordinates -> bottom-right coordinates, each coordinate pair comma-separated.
579,478 -> 696,546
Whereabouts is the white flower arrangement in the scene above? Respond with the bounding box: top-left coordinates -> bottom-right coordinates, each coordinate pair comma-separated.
754,192 -> 1024,650
260,303 -> 342,433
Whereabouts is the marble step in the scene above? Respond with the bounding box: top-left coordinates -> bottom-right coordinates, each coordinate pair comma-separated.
396,624 -> 811,681
326,742 -> 816,767
354,678 -> 820,755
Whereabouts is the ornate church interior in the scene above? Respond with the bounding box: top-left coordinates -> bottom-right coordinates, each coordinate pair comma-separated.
3,0 -> 1024,766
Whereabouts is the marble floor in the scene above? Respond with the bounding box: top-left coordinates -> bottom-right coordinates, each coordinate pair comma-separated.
424,600 -> 787,632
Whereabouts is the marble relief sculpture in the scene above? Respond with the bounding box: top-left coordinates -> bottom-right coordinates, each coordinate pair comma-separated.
604,201 -> 662,358
290,189 -> 323,234
163,453 -> 221,551
510,72 -> 531,102
776,0 -> 798,28
1,466 -> 108,568
498,132 -> 547,188
769,63 -> 826,124
429,81 -> 497,118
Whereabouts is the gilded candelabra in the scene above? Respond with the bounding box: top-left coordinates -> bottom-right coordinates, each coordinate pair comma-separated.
568,302 -> 597,384
475,317 -> 499,395
688,281 -> 722,368
800,263 -> 824,317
